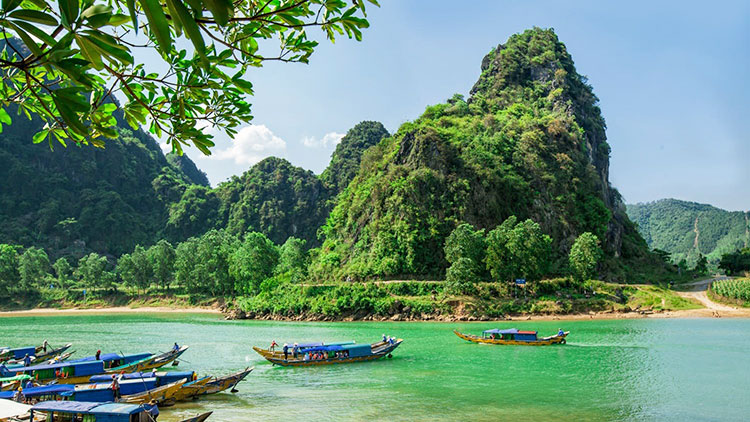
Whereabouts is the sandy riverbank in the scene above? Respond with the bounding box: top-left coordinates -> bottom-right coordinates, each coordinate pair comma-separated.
0,306 -> 221,317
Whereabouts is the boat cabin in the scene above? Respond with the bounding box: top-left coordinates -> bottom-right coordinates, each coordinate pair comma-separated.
482,328 -> 538,341
30,401 -> 156,422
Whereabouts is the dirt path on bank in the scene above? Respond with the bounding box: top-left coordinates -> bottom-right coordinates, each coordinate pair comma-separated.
676,277 -> 747,315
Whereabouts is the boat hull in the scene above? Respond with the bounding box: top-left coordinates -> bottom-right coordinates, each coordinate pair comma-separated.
453,330 -> 568,346
253,340 -> 402,367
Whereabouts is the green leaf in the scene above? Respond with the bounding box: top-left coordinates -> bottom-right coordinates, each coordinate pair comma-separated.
32,130 -> 49,144
108,13 -> 130,26
75,35 -> 104,69
139,0 -> 173,54
6,21 -> 43,56
58,0 -> 80,28
8,9 -> 59,26
10,20 -> 57,46
0,108 -> 10,125
203,0 -> 232,26
166,0 -> 206,60
126,0 -> 138,32
1,0 -> 23,13
81,4 -> 113,28
232,78 -> 253,95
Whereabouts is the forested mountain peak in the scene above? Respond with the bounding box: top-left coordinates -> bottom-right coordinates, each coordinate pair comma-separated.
312,28 -> 654,282
321,121 -> 390,193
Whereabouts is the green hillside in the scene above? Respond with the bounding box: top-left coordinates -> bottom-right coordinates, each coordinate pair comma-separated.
312,28 -> 657,283
627,199 -> 750,266
164,121 -> 391,246
0,106 -> 206,259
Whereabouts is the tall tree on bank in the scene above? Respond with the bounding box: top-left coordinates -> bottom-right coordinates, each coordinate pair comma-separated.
444,223 -> 486,293
486,217 -> 551,285
18,246 -> 50,289
569,232 -> 602,282
0,1 -> 378,152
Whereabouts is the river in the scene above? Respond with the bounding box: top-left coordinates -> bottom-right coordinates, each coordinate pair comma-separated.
1,314 -> 748,421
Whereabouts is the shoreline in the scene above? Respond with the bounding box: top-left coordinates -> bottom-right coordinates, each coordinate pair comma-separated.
0,306 -> 221,317
1,305 -> 748,320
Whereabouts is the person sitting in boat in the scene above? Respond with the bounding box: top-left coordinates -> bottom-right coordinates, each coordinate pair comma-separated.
22,354 -> 31,367
173,342 -> 180,351
303,353 -> 310,361
13,386 -> 25,403
382,334 -> 387,342
24,380 -> 33,389
558,328 -> 565,337
269,340 -> 278,351
282,344 -> 289,360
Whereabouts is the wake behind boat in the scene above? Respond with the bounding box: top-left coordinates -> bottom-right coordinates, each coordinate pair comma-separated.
454,328 -> 569,345
253,338 -> 402,367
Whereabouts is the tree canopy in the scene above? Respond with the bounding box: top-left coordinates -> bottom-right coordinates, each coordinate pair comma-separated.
1,0 -> 377,152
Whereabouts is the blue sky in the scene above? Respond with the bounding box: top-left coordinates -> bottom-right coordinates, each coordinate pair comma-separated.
181,0 -> 750,211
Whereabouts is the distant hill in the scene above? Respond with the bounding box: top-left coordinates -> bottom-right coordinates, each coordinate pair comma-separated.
0,109 -> 205,259
164,121 -> 391,247
626,199 -> 750,266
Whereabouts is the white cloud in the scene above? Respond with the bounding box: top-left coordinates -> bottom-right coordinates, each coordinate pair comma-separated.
302,131 -> 345,148
204,124 -> 287,165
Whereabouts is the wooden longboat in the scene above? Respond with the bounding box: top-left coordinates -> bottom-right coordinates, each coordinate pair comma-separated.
180,411 -> 213,422
0,343 -> 71,364
453,329 -> 568,346
201,367 -> 253,395
168,376 -> 212,402
118,379 -> 187,405
253,339 -> 403,367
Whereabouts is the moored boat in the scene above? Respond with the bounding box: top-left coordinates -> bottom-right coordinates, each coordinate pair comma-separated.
453,328 -> 569,345
202,367 -> 253,394
29,401 -> 160,422
253,338 -> 403,367
0,353 -> 153,384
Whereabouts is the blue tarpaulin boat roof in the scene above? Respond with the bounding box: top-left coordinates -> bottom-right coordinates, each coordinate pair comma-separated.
483,328 -> 518,334
0,384 -> 74,399
89,371 -> 192,382
32,401 -> 147,415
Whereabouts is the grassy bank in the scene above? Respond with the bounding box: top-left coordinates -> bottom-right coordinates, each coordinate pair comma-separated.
0,287 -> 221,311
234,278 -> 701,321
1,279 -> 701,319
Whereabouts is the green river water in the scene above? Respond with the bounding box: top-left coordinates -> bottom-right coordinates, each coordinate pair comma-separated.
1,314 -> 748,421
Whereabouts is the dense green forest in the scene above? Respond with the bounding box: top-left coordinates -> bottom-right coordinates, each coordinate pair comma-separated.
312,28 -> 660,283
0,108 -> 207,258
627,199 -> 750,267
0,28 -> 685,317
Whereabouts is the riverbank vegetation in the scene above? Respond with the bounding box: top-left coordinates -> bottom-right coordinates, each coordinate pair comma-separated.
0,221 -> 697,317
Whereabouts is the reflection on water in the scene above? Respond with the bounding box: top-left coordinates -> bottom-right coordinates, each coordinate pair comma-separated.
1,315 -> 748,421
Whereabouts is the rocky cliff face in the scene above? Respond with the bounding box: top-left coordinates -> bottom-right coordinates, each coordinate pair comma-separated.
313,28 -> 652,281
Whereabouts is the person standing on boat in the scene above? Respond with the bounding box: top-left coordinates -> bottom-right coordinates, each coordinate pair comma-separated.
111,374 -> 121,400
22,354 -> 31,367
292,343 -> 299,358
283,344 -> 289,360
269,340 -> 278,351
42,339 -> 49,352
148,400 -> 159,420
95,350 -> 101,360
